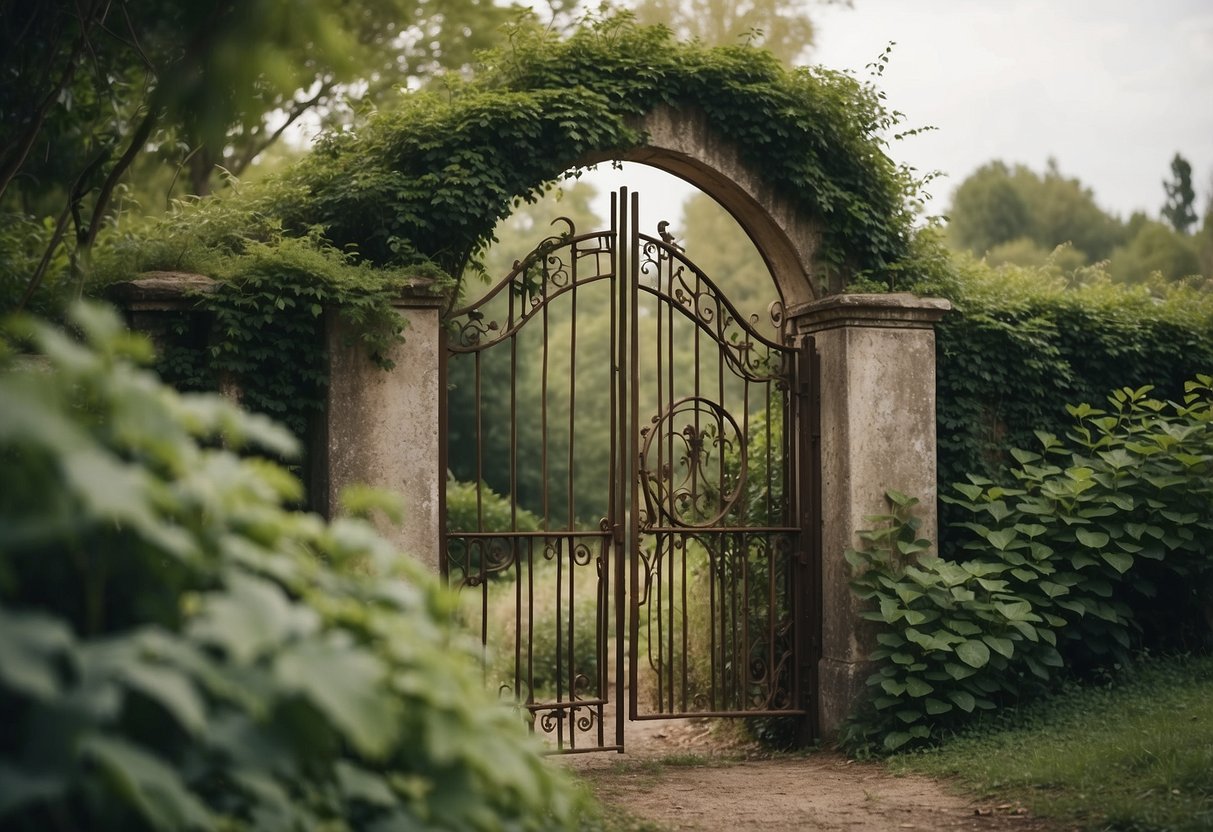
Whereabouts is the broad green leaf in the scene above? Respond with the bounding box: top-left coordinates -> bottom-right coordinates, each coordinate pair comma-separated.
336,762 -> 396,807
956,640 -> 990,669
81,735 -> 214,831
982,635 -> 1015,658
924,697 -> 953,715
884,731 -> 912,751
274,640 -> 399,758
1101,551 -> 1134,574
952,483 -> 984,501
985,528 -> 1018,551
188,574 -> 317,664
948,690 -> 976,712
1075,528 -> 1110,548
120,662 -> 208,736
0,608 -> 72,700
905,677 -> 934,697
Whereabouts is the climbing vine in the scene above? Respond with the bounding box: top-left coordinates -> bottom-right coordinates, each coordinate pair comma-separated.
278,12 -> 918,289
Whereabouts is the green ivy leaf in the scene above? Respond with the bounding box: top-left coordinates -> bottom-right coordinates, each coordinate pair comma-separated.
273,640 -> 400,759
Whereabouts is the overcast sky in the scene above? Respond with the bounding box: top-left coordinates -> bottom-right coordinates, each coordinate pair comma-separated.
811,0 -> 1213,220
586,0 -> 1213,229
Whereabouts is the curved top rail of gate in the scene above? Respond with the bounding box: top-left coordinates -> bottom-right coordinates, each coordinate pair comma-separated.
636,232 -> 791,384
447,219 -> 615,352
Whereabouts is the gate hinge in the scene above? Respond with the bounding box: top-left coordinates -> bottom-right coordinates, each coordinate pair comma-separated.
612,523 -> 624,545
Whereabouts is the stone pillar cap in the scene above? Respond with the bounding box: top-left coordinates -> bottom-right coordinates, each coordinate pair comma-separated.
106,272 -> 218,310
791,292 -> 951,332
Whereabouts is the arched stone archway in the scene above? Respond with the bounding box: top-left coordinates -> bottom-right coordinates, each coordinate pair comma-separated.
580,105 -> 830,308
111,19 -> 949,742
319,121 -> 949,741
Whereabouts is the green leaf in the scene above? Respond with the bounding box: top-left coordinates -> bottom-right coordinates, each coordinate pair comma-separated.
982,635 -> 1015,658
120,662 -> 208,737
956,640 -> 991,669
985,528 -> 1018,551
0,608 -> 72,700
953,483 -> 984,501
188,574 -> 317,664
82,735 -> 215,831
924,697 -> 953,715
884,731 -> 913,751
274,639 -> 399,758
1075,528 -> 1110,548
948,690 -> 976,713
1101,551 -> 1134,574
905,677 -> 934,697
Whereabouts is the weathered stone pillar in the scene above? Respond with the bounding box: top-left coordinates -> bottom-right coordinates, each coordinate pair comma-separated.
316,285 -> 447,571
792,292 -> 950,738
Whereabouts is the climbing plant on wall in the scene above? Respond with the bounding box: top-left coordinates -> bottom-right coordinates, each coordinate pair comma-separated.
277,12 -> 918,291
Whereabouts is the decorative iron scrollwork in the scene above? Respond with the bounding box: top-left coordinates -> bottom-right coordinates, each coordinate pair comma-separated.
639,396 -> 746,529
448,220 -> 616,353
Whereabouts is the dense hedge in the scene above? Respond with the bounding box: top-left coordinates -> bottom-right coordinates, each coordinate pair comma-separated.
0,304 -> 587,830
921,254 -> 1213,538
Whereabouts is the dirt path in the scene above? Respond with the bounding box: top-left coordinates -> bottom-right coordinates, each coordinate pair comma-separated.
560,716 -> 1056,832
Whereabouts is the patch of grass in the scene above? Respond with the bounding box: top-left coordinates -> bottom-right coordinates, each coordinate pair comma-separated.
892,654 -> 1213,831
605,752 -> 717,777
578,804 -> 669,832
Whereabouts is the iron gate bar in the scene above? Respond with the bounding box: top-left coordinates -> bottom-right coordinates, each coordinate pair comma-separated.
442,188 -> 812,752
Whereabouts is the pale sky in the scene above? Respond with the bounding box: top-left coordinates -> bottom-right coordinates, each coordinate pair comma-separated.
807,0 -> 1213,220
585,0 -> 1213,229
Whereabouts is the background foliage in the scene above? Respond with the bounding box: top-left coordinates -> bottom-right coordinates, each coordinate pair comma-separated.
0,303 -> 587,830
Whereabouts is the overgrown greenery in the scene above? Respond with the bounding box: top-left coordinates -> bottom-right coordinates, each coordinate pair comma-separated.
97,199 -> 429,445
0,303 -> 588,830
918,251 -> 1213,531
893,654 -> 1213,832
281,12 -> 916,287
842,377 -> 1213,753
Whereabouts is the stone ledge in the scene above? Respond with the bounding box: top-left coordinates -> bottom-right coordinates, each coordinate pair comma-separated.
106,272 -> 218,311
790,292 -> 951,333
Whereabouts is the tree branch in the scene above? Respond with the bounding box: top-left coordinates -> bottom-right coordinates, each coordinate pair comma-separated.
231,82 -> 332,177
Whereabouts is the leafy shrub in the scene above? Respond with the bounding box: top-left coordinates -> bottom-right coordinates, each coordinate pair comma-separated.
843,378 -> 1213,754
0,304 -> 587,830
446,476 -> 542,535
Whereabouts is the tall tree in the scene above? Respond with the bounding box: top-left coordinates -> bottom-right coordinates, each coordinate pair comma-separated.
946,162 -> 1031,255
945,159 -> 1124,264
1161,152 -> 1197,235
629,0 -> 824,64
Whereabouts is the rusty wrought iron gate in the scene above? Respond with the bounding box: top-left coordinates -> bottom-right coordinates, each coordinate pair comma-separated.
443,190 -> 818,752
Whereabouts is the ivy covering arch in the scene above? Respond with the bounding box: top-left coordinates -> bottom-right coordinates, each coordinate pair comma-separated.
276,13 -> 921,294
